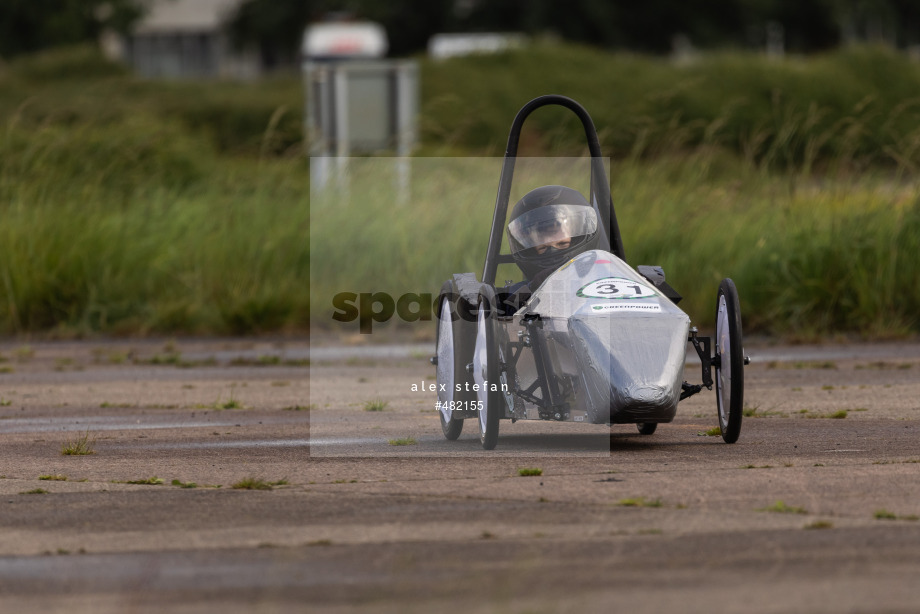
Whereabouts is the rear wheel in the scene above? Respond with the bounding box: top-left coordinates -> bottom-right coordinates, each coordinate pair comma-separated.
435,281 -> 476,440
636,422 -> 658,435
473,286 -> 502,450
715,278 -> 744,444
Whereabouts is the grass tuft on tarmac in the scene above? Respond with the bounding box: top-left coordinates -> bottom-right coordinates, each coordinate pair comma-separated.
758,500 -> 808,515
232,477 -> 288,490
61,431 -> 96,456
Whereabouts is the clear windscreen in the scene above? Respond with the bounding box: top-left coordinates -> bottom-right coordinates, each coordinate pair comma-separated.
508,204 -> 598,252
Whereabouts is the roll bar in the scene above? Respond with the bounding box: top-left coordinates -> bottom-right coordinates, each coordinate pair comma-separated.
482,95 -> 625,286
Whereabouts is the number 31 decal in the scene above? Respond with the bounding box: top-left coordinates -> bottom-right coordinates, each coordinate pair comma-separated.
577,277 -> 657,299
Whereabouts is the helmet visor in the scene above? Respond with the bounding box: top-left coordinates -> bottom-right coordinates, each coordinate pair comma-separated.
508,204 -> 598,253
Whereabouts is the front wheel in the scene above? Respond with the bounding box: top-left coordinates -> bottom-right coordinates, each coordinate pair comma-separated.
435,280 -> 476,440
636,422 -> 658,435
472,286 -> 502,450
715,278 -> 744,444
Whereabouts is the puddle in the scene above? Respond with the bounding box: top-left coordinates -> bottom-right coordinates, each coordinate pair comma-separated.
308,437 -> 386,446
306,342 -> 920,365
0,550 -> 385,591
117,438 -> 312,450
0,415 -> 303,434
307,344 -> 431,361
184,343 -> 431,363
108,437 -> 392,450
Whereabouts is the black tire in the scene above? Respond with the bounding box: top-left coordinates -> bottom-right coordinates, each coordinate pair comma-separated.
472,285 -> 503,450
636,422 -> 658,435
715,278 -> 744,444
435,280 -> 476,440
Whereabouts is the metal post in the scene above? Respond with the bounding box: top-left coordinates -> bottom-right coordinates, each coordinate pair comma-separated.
333,65 -> 350,195
394,61 -> 416,206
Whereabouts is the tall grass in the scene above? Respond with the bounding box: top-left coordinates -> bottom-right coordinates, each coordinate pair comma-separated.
312,153 -> 920,339
421,43 -> 920,173
614,153 -> 920,338
2,44 -> 920,337
0,117 -> 309,336
0,46 -> 303,157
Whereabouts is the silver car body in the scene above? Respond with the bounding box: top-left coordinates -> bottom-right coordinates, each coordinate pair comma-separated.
499,249 -> 690,425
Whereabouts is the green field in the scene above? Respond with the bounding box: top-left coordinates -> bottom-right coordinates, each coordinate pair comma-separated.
2,44 -> 919,338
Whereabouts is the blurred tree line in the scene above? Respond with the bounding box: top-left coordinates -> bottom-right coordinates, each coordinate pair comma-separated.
1,0 -> 919,61
229,0 -> 920,58
0,0 -> 142,59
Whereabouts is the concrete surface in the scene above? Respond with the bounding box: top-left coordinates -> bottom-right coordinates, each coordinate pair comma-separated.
1,338 -> 919,613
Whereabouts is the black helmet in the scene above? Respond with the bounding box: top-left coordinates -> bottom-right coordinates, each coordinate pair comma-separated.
507,185 -> 599,280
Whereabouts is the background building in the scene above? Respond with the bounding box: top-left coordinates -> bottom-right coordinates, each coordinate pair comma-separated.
112,0 -> 260,79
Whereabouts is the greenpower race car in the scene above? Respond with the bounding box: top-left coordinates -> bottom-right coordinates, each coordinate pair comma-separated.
433,95 -> 748,450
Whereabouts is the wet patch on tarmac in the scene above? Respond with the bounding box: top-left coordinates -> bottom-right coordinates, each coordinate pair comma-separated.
112,438 -> 311,450
1,413 -> 306,434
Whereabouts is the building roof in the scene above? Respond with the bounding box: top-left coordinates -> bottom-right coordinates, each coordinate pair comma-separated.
133,0 -> 245,33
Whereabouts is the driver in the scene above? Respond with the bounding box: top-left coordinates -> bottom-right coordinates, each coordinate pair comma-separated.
508,185 -> 599,283
501,185 -> 600,310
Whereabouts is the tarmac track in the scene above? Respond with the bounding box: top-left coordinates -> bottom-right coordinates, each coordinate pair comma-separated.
1,338 -> 919,613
